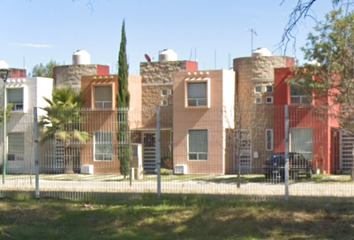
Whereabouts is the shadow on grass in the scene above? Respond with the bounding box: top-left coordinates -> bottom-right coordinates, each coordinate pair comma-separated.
1,194 -> 354,240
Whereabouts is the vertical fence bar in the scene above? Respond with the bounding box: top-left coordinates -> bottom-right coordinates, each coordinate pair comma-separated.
285,105 -> 289,200
2,82 -> 6,184
34,107 -> 39,199
156,106 -> 161,199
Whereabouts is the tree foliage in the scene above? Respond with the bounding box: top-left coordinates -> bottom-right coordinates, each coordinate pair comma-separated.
292,8 -> 354,133
39,87 -> 90,173
117,20 -> 131,177
32,60 -> 60,78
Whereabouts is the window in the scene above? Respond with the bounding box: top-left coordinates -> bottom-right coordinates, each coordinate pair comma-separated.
188,82 -> 207,107
290,84 -> 311,104
161,89 -> 168,96
290,128 -> 313,161
255,97 -> 262,104
161,100 -> 168,106
266,85 -> 273,93
94,86 -> 112,109
265,129 -> 273,151
8,132 -> 24,161
266,96 -> 273,104
7,88 -> 23,111
188,130 -> 208,160
254,85 -> 262,93
94,132 -> 113,161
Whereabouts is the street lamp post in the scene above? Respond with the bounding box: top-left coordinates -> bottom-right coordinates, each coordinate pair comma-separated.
0,60 -> 9,184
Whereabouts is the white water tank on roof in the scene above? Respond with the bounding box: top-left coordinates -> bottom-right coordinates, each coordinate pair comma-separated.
159,49 -> 178,62
252,47 -> 272,57
72,50 -> 91,65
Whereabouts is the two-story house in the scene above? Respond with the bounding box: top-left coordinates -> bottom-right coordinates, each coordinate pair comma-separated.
79,74 -> 142,174
172,70 -> 235,174
0,77 -> 53,174
273,67 -> 340,174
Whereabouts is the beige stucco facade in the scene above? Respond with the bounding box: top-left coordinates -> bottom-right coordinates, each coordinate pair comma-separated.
173,70 -> 235,174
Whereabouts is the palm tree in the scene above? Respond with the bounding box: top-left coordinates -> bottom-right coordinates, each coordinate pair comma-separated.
39,87 -> 90,174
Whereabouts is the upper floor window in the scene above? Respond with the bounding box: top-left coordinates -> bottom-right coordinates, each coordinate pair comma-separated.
254,85 -> 262,93
266,85 -> 273,93
187,82 -> 207,107
290,84 -> 311,104
94,86 -> 112,109
7,88 -> 23,111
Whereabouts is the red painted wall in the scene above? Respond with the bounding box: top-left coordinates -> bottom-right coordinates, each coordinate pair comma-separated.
10,68 -> 26,78
273,67 -> 340,174
96,65 -> 110,75
185,61 -> 198,71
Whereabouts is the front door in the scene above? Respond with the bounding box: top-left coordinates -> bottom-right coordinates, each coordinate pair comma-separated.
143,133 -> 156,172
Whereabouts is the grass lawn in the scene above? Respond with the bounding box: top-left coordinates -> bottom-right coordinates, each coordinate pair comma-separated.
1,195 -> 354,240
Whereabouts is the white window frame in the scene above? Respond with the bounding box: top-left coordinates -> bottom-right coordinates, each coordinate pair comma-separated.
266,85 -> 273,93
7,88 -> 24,112
94,132 -> 114,162
265,129 -> 273,151
254,85 -> 262,93
255,97 -> 262,104
290,128 -> 313,161
290,84 -> 312,105
94,85 -> 113,110
188,129 -> 208,161
8,132 -> 25,161
161,89 -> 168,96
161,100 -> 168,106
185,79 -> 210,108
266,96 -> 273,104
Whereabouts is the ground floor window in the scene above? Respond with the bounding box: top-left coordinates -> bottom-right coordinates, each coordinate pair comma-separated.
188,130 -> 208,160
94,132 -> 113,161
8,132 -> 24,161
290,128 -> 313,161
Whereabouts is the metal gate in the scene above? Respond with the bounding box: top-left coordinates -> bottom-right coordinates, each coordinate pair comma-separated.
143,132 -> 156,172
340,131 -> 354,174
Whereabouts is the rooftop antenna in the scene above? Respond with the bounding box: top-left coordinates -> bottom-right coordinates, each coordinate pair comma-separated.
249,28 -> 257,55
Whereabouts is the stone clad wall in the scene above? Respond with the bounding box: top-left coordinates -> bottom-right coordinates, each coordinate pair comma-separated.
234,56 -> 294,173
140,61 -> 189,128
53,65 -> 98,91
140,61 -> 188,84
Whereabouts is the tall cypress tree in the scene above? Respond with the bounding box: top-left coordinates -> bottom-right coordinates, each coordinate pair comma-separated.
118,20 -> 130,108
118,20 -> 131,177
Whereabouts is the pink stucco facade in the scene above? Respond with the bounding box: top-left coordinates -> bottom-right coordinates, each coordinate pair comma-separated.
173,70 -> 235,174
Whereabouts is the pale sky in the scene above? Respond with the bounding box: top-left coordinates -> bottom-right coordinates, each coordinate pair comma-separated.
0,0 -> 335,76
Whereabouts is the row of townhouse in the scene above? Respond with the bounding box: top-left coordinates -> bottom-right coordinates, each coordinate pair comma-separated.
0,48 -> 351,175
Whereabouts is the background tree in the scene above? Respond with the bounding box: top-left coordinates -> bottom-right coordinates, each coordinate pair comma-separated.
32,60 -> 60,78
281,0 -> 344,52
117,20 -> 131,178
291,9 -> 354,134
39,87 -> 90,174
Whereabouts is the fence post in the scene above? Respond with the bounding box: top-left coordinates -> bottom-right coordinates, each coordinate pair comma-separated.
156,106 -> 161,199
285,105 -> 289,200
33,107 -> 39,199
